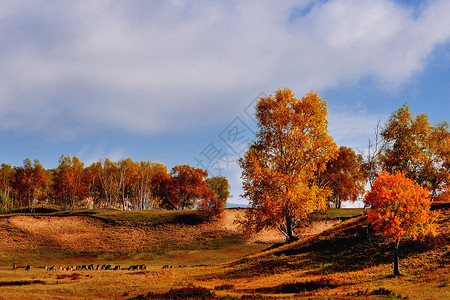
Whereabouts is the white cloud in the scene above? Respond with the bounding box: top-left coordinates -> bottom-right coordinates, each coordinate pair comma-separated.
328,106 -> 385,152
0,0 -> 449,139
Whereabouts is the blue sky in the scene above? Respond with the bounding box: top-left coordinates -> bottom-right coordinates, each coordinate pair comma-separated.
1,0 -> 449,206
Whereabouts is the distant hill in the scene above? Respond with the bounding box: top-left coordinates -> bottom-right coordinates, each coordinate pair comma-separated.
226,202 -> 250,208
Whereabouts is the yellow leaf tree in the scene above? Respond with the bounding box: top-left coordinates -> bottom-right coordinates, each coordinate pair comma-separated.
239,89 -> 337,243
381,104 -> 450,202
365,171 -> 438,276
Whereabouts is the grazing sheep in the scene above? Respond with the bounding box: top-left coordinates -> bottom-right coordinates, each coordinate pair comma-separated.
25,265 -> 31,271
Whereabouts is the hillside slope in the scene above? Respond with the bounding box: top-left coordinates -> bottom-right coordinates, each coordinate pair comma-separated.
189,206 -> 449,298
0,208 -> 447,299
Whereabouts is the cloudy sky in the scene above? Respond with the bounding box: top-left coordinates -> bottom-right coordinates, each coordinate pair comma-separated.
1,0 -> 449,205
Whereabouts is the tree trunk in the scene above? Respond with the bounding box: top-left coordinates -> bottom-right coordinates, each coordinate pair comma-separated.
280,206 -> 296,243
285,214 -> 295,243
393,239 -> 401,276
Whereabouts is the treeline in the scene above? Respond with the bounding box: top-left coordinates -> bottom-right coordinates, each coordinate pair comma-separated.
0,156 -> 230,212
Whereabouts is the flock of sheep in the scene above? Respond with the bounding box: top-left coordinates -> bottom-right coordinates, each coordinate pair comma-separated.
12,264 -> 147,271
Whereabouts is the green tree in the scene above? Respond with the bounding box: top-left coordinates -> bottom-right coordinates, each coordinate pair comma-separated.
199,176 -> 230,212
206,176 -> 230,204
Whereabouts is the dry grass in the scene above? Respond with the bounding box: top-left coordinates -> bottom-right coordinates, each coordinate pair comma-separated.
0,207 -> 448,299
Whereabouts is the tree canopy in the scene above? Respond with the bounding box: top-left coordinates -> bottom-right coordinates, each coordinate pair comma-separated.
319,146 -> 366,208
0,157 -> 225,212
239,88 -> 337,243
365,171 -> 438,275
380,104 -> 450,202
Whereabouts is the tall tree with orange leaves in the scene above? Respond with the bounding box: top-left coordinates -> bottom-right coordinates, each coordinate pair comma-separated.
365,171 -> 438,276
239,89 -> 337,243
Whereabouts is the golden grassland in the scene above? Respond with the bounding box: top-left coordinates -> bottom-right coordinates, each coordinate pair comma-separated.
0,207 -> 448,299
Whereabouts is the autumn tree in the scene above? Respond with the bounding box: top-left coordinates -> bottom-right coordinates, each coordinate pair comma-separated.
381,104 -> 449,202
52,155 -> 87,210
12,159 -> 47,211
239,89 -> 337,243
170,164 -> 211,210
198,176 -> 230,212
365,171 -> 438,276
135,161 -> 171,210
0,163 -> 14,210
319,146 -> 366,208
97,158 -> 119,208
116,158 -> 140,210
30,159 -> 48,211
84,162 -> 103,209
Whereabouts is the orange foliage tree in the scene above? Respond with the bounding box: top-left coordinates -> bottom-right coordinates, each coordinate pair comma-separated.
0,164 -> 14,210
52,155 -> 88,210
319,146 -> 366,208
1,156 -> 227,212
239,89 -> 337,243
365,171 -> 438,276
170,165 -> 213,210
117,158 -> 140,210
12,159 -> 48,211
381,104 -> 449,202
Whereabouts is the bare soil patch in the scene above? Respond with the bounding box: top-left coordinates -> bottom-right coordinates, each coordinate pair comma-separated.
219,209 -> 341,243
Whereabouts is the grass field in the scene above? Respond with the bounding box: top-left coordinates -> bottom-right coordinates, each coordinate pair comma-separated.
0,207 -> 448,299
